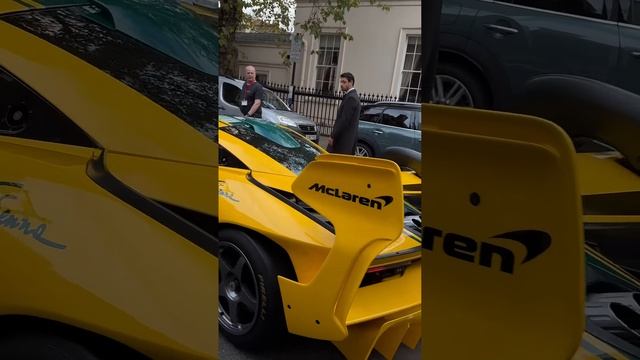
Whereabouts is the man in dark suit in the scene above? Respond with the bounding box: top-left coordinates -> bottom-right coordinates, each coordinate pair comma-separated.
328,72 -> 361,155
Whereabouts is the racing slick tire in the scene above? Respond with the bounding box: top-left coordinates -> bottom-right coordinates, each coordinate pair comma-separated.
218,228 -> 294,349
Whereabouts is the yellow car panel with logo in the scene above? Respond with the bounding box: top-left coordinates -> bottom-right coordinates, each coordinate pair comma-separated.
0,2 -> 217,359
218,116 -> 421,359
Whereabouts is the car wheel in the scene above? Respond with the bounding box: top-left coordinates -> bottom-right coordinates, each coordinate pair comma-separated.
433,63 -> 489,108
218,229 -> 293,349
355,142 -> 373,157
0,333 -> 99,359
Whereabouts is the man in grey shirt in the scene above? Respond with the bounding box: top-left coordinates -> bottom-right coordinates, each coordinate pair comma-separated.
240,65 -> 264,118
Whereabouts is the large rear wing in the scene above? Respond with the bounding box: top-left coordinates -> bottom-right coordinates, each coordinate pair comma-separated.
279,154 -> 405,340
422,103 -> 585,359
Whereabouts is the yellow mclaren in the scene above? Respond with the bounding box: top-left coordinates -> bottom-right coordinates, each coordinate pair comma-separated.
0,0 -> 217,359
218,115 -> 422,359
422,71 -> 640,359
422,1 -> 640,357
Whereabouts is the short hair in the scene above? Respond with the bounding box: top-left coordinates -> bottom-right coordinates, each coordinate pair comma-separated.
340,72 -> 355,86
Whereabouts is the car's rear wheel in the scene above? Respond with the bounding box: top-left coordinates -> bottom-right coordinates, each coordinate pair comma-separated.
433,63 -> 489,108
355,142 -> 373,157
218,229 -> 292,349
0,332 -> 99,359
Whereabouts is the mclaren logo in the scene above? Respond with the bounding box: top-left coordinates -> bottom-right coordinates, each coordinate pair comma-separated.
308,183 -> 393,210
423,226 -> 551,274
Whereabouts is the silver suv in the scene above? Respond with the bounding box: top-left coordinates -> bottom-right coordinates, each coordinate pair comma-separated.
218,76 -> 320,142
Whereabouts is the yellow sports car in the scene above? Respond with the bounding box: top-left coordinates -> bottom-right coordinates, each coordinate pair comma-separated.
422,75 -> 640,359
218,115 -> 422,359
0,1 -> 217,358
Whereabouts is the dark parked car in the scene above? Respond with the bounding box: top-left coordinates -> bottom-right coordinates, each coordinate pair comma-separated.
356,102 -> 421,157
438,0 -> 640,110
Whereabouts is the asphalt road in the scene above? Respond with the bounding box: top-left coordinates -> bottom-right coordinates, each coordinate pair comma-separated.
219,333 -> 422,360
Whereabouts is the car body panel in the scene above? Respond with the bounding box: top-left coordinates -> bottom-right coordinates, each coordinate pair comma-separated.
218,116 -> 422,358
0,21 -> 215,166
218,126 -> 422,261
218,124 -> 294,177
577,153 -> 640,196
359,122 -> 420,154
358,103 -> 421,156
423,103 -> 584,359
401,171 -> 421,187
221,115 -> 423,189
277,154 -> 407,340
267,109 -> 316,127
0,3 -> 218,358
345,264 -> 421,326
422,101 -> 640,359
441,0 -> 640,109
0,138 -> 217,359
0,1 -> 31,13
616,23 -> 640,100
218,166 -> 332,284
335,305 -> 421,360
105,152 -> 217,216
469,0 -> 619,97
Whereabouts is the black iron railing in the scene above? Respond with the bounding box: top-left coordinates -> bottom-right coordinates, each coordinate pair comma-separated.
262,81 -> 401,136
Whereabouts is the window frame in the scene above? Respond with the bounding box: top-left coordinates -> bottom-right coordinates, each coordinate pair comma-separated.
222,82 -> 242,106
360,106 -> 385,124
494,0 -> 621,23
398,35 -> 422,103
392,28 -> 422,102
380,107 -> 415,129
314,33 -> 342,92
412,110 -> 422,131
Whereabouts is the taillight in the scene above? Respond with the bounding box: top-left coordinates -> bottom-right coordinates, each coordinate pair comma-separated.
361,260 -> 414,287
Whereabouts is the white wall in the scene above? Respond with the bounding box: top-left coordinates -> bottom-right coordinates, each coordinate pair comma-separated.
294,0 -> 420,96
236,41 -> 291,84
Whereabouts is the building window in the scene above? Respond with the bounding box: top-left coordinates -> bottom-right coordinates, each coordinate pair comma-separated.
315,34 -> 341,92
256,72 -> 268,84
399,35 -> 421,103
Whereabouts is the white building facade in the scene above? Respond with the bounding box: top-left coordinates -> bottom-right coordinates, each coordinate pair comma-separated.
234,0 -> 421,101
293,0 -> 421,101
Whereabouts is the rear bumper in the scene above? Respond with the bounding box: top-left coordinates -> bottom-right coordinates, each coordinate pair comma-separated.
280,262 -> 421,359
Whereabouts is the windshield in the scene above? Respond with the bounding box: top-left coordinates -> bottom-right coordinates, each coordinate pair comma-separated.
31,0 -> 218,76
262,89 -> 290,111
220,119 -> 320,174
4,1 -> 217,140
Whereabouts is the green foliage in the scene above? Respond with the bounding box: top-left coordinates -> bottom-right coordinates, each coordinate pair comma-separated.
220,0 -> 389,75
219,0 -> 242,75
298,0 -> 389,41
